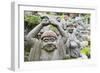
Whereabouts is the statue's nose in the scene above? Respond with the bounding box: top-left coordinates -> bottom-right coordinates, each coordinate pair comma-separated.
47,42 -> 53,45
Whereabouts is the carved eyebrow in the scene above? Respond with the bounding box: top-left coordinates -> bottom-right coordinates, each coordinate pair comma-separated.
42,36 -> 57,41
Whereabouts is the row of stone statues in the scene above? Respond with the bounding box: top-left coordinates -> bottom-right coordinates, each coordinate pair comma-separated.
25,14 -> 90,61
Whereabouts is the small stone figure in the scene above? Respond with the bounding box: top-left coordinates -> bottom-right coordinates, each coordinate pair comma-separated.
65,22 -> 82,58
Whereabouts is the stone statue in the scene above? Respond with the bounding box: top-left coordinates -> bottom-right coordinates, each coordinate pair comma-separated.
25,16 -> 68,61
65,22 -> 82,58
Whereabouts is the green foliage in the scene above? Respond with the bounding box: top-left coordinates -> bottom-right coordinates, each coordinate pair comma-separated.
81,47 -> 90,57
81,14 -> 91,24
49,25 -> 58,32
24,15 -> 41,27
84,14 -> 91,19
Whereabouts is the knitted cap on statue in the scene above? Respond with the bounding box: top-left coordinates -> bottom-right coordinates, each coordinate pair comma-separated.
41,30 -> 57,40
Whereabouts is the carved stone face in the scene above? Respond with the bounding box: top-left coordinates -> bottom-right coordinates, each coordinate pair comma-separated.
67,24 -> 76,33
80,31 -> 90,41
41,16 -> 50,25
56,17 -> 61,22
41,36 -> 57,52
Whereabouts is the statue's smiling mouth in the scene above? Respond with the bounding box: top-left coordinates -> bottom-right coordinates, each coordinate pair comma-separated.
42,44 -> 57,52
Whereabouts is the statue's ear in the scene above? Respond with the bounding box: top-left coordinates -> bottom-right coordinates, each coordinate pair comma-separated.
41,37 -> 43,40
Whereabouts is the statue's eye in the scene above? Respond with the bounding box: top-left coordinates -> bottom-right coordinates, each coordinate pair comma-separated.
44,39 -> 48,42
50,38 -> 56,42
51,39 -> 55,42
